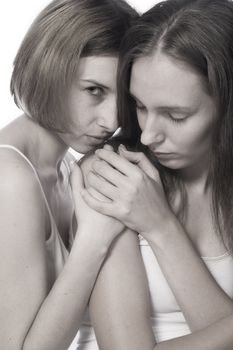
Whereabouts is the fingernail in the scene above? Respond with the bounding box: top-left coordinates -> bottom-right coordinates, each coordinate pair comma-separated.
119,144 -> 127,151
103,144 -> 112,150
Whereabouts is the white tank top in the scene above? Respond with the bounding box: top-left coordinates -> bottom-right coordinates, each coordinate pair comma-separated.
75,234 -> 233,349
0,144 -> 74,284
139,235 -> 233,342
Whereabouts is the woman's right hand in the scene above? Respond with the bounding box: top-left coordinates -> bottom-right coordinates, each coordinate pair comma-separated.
70,158 -> 125,248
80,147 -> 176,243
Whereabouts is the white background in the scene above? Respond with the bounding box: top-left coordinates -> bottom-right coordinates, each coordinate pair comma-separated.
0,0 -> 159,129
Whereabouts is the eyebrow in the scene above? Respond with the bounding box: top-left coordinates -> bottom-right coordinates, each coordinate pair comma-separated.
129,92 -> 194,113
80,79 -> 109,89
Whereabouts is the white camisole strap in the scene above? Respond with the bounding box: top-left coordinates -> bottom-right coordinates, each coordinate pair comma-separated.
0,144 -> 54,220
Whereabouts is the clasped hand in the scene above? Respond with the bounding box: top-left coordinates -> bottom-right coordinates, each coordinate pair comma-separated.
70,159 -> 125,247
82,145 -> 173,240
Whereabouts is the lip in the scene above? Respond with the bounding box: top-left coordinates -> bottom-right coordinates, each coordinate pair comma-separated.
86,134 -> 108,146
88,135 -> 104,140
153,152 -> 178,159
87,134 -> 111,140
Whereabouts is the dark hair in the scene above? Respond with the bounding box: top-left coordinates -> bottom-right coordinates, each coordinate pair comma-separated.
10,0 -> 138,132
118,0 -> 233,250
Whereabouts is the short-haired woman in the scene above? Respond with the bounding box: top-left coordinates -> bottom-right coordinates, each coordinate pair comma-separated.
0,1 -> 137,349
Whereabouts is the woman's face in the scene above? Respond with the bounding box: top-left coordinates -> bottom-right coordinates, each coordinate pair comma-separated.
130,52 -> 217,174
60,56 -> 119,153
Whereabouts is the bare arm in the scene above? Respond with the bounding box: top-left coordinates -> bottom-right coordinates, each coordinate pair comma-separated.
0,154 -> 123,350
146,218 -> 233,331
90,229 -> 233,350
89,229 -> 155,350
154,315 -> 233,350
84,148 -> 233,332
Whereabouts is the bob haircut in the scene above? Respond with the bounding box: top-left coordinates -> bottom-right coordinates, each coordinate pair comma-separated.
117,0 -> 233,250
10,0 -> 138,132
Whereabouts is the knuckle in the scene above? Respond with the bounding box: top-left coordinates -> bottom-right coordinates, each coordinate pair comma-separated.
125,182 -> 135,196
103,144 -> 114,151
93,160 -> 103,171
120,203 -> 131,217
134,170 -> 144,183
129,185 -> 138,197
124,192 -> 134,207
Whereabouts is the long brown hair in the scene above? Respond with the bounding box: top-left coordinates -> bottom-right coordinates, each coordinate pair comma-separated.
117,0 -> 233,250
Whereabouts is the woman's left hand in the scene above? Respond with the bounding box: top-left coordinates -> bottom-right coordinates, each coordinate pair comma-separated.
82,145 -> 175,239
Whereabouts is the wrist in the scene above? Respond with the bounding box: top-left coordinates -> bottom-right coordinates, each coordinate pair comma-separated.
143,214 -> 183,250
72,227 -> 113,258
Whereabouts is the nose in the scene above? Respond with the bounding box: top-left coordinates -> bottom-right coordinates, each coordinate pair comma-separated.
97,96 -> 118,133
140,114 -> 165,146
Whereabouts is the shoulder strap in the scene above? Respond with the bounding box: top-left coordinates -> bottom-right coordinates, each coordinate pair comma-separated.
0,144 -> 54,218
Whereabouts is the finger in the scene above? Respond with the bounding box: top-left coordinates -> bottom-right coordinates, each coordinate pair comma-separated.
88,171 -> 118,200
81,188 -> 114,216
79,154 -> 99,188
118,146 -> 159,181
103,144 -> 114,151
87,186 -> 112,203
92,159 -> 126,187
95,148 -> 136,176
70,163 -> 84,194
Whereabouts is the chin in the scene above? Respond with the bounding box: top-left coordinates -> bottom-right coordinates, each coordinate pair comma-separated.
158,159 -> 184,170
70,142 -> 98,155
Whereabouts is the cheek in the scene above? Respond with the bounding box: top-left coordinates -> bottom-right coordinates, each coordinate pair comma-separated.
69,94 -> 93,127
177,120 -> 213,154
70,107 -> 91,131
137,113 -> 146,130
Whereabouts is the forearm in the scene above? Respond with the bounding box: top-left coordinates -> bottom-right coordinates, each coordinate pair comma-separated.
23,231 -> 110,350
89,229 -> 156,350
147,218 -> 233,331
153,313 -> 233,350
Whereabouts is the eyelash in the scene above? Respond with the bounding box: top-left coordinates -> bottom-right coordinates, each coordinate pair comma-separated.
86,86 -> 104,97
167,113 -> 187,124
169,116 -> 187,124
136,105 -> 187,124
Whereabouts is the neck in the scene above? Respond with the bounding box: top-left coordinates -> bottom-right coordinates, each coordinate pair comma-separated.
177,155 -> 212,192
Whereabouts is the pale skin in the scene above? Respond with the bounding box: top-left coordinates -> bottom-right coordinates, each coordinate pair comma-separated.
0,55 -> 126,350
82,52 -> 233,349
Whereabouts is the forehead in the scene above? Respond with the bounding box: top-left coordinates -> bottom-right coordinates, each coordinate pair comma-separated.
130,52 -> 208,107
77,55 -> 119,86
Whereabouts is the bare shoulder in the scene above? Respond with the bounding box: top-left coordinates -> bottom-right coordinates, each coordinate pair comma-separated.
0,148 -> 40,196
0,146 -> 28,174
0,148 -> 50,347
0,148 -> 48,240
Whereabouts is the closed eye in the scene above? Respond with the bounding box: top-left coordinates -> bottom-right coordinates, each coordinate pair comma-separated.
166,112 -> 188,124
